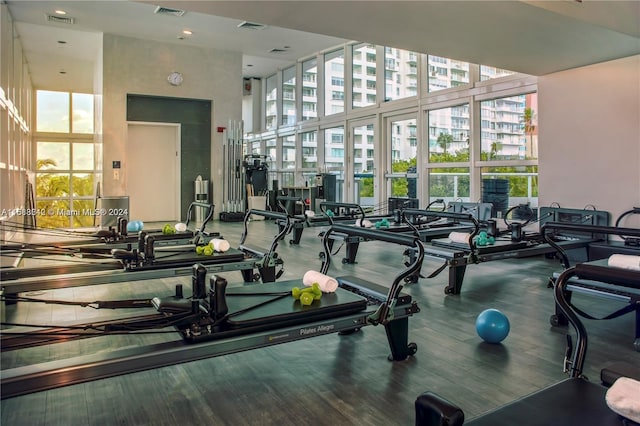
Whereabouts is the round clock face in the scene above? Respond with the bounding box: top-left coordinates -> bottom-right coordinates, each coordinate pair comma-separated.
167,72 -> 183,86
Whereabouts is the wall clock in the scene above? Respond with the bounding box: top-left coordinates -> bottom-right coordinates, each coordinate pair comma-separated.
167,71 -> 183,86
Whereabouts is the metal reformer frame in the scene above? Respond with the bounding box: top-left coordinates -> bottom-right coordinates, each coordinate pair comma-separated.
1,222 -> 424,399
319,201 -> 467,266
0,209 -> 291,299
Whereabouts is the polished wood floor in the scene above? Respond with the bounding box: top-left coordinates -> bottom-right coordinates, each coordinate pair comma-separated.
1,219 -> 638,425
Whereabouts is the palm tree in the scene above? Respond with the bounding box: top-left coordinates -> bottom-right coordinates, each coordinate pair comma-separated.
523,107 -> 536,158
437,132 -> 453,154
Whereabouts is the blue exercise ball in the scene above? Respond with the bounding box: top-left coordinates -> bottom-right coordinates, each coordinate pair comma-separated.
126,220 -> 138,232
476,308 -> 510,343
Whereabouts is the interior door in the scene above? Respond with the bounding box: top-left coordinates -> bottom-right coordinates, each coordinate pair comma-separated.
126,122 -> 180,222
349,118 -> 378,209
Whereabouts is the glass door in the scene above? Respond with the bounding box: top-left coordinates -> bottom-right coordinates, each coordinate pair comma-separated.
385,114 -> 419,208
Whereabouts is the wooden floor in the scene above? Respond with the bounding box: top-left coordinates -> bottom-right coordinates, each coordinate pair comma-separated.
1,219 -> 638,425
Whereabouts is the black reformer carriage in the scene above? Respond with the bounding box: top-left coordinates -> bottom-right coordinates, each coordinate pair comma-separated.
415,232 -> 640,425
0,222 -> 424,399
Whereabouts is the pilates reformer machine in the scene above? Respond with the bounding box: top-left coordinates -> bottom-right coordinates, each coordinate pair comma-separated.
415,225 -> 640,426
0,223 -> 424,399
543,221 -> 640,351
0,201 -> 218,263
0,209 -> 291,303
409,205 -> 611,295
276,195 -> 418,244
275,197 -> 421,245
320,201 -> 482,266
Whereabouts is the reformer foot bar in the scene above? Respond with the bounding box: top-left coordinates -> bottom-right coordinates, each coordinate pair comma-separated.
0,209 -> 291,299
415,251 -> 640,425
412,206 -> 611,295
543,222 -> 640,351
0,224 -> 424,399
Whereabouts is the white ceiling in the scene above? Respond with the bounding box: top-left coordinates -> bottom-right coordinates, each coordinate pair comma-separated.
6,1 -> 640,93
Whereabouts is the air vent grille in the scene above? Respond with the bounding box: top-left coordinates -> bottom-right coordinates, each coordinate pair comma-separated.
238,21 -> 267,30
154,6 -> 186,17
46,14 -> 75,24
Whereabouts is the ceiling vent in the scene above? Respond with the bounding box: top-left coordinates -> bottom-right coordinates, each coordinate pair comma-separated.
45,14 -> 75,25
153,6 -> 186,17
269,48 -> 287,54
238,21 -> 267,30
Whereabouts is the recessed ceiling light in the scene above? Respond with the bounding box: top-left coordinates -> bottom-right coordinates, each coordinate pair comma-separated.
54,9 -> 66,15
182,29 -> 193,35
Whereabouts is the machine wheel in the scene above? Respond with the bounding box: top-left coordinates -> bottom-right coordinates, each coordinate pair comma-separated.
253,273 -> 261,282
407,342 -> 418,356
633,339 -> 640,352
444,287 -> 454,295
319,252 -> 325,259
289,239 -> 294,245
342,258 -> 348,264
549,314 -> 562,327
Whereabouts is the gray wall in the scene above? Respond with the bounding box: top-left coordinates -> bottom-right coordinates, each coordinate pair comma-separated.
101,34 -> 242,216
126,94 -> 212,218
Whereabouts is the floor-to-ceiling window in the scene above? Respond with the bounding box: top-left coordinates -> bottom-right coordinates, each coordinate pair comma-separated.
247,43 -> 538,210
35,90 -> 95,228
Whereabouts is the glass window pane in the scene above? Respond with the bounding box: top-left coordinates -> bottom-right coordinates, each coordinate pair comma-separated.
385,48 -> 418,101
352,43 -> 376,108
282,135 -> 296,170
427,56 -> 470,92
428,167 -> 470,204
36,173 -> 70,198
281,66 -> 296,126
480,93 -> 538,160
37,90 -> 69,133
72,143 -> 94,170
302,58 -> 318,121
37,142 -> 70,170
480,65 -> 516,81
71,173 -> 95,197
265,74 -> 277,129
251,140 -> 262,155
324,127 -> 344,201
428,104 -> 470,163
265,139 -> 276,171
481,166 -> 538,215
72,93 -> 94,134
73,199 -> 96,228
324,49 -> 344,116
301,131 -> 317,169
36,199 -> 70,229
